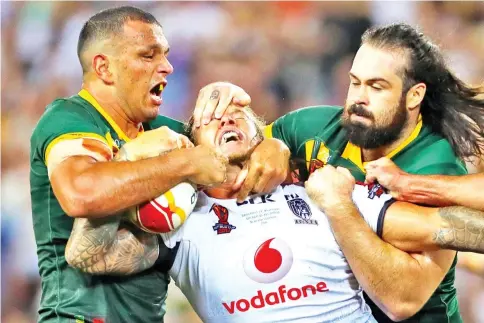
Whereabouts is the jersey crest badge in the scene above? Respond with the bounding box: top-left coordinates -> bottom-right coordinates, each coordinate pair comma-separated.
211,204 -> 236,234
357,181 -> 386,199
287,197 -> 318,225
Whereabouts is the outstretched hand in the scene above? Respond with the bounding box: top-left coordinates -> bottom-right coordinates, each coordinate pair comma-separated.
193,82 -> 251,127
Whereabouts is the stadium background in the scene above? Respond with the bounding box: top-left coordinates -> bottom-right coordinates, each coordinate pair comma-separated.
1,1 -> 483,322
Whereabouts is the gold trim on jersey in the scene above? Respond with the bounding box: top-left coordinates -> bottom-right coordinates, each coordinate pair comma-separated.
45,132 -> 108,164
305,140 -> 315,169
78,89 -> 132,143
342,116 -> 423,172
263,123 -> 274,139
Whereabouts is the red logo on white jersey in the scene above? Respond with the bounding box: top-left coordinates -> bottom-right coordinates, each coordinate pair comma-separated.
243,238 -> 293,284
222,282 -> 329,314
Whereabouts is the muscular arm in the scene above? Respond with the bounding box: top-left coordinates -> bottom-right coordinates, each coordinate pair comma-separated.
65,216 -> 159,275
326,200 -> 456,321
381,202 -> 484,253
51,147 -> 195,218
398,172 -> 484,211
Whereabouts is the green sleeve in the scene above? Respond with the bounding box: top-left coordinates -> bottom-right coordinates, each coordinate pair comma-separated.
265,105 -> 343,155
31,99 -> 107,163
146,115 -> 186,135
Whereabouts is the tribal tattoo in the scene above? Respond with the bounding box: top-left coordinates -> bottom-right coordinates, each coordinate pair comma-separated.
434,206 -> 484,253
65,217 -> 159,275
65,150 -> 159,275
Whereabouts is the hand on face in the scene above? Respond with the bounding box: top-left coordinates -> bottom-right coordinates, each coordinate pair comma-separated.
305,165 -> 355,212
193,105 -> 290,198
193,82 -> 251,127
186,145 -> 228,188
233,138 -> 291,202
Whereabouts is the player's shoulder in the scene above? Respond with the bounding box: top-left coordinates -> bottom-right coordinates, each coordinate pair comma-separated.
33,95 -> 101,134
30,95 -> 108,160
405,125 -> 467,175
280,105 -> 343,125
144,115 -> 185,134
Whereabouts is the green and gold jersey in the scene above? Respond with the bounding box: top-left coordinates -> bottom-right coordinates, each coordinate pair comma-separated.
266,105 -> 466,323
30,89 -> 185,323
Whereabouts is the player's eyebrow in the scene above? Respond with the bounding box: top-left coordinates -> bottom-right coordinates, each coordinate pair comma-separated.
349,72 -> 391,86
143,43 -> 170,55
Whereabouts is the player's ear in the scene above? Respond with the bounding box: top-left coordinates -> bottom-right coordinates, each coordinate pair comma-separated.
406,82 -> 426,111
92,54 -> 114,85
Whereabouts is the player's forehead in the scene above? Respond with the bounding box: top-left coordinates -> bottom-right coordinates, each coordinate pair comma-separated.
350,44 -> 406,84
121,20 -> 169,51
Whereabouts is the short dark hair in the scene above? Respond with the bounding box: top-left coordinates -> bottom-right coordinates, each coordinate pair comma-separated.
362,23 -> 484,158
77,6 -> 161,73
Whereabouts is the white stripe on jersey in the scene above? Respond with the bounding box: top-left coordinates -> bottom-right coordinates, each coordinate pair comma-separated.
161,184 -> 391,323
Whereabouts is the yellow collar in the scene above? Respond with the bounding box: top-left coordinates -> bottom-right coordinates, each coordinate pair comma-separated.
78,89 -> 133,142
341,116 -> 423,172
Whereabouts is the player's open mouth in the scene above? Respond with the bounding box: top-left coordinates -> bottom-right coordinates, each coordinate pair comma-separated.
150,82 -> 165,105
217,128 -> 244,146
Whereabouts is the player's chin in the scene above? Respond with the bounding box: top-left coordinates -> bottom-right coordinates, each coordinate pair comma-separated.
143,105 -> 160,121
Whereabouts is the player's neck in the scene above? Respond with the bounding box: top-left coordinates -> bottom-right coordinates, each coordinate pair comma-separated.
82,83 -> 141,139
205,163 -> 246,200
361,117 -> 419,162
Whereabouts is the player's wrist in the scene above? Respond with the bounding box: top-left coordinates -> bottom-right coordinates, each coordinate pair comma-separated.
393,173 -> 418,201
321,195 -> 354,215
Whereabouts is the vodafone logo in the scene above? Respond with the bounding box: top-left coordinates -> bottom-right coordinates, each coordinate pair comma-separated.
243,238 -> 293,284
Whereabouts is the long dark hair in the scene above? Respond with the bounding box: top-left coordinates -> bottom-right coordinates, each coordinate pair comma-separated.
362,23 -> 484,158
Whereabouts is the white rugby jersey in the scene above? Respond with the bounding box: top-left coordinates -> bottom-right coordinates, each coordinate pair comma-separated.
160,183 -> 393,323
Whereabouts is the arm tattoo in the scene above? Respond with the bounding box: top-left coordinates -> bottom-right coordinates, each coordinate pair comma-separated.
65,150 -> 159,275
434,206 -> 484,253
66,217 -> 159,275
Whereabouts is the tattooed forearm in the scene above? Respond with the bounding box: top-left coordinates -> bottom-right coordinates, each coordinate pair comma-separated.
102,227 -> 159,275
66,217 -> 159,275
65,216 -> 121,273
65,150 -> 159,275
434,206 -> 484,253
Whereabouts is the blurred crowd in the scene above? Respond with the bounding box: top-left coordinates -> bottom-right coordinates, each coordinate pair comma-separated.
1,1 -> 484,323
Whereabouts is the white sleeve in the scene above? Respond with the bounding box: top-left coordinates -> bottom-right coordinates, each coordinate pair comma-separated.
352,183 -> 396,237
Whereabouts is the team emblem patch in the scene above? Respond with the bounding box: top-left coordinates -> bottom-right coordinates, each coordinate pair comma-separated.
211,204 -> 236,234
356,181 -> 386,199
287,197 -> 318,225
367,183 -> 386,199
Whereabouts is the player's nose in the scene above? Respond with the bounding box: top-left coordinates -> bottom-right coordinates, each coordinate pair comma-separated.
156,57 -> 174,75
220,114 -> 236,127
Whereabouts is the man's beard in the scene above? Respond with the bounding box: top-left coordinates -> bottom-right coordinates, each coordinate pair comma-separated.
228,150 -> 251,164
342,97 -> 408,149
227,133 -> 263,165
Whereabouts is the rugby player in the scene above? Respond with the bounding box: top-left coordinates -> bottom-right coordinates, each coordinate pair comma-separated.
264,23 -> 484,322
65,105 -> 484,323
30,6 -> 289,323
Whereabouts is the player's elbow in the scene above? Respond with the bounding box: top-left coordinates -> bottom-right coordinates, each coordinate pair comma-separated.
57,176 -> 100,217
385,301 -> 423,321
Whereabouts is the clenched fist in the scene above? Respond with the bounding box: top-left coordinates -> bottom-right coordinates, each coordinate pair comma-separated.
365,157 -> 407,198
119,126 -> 193,161
305,165 -> 355,212
186,145 -> 228,187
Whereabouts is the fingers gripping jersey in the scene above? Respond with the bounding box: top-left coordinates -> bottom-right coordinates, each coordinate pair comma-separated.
161,184 -> 392,323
